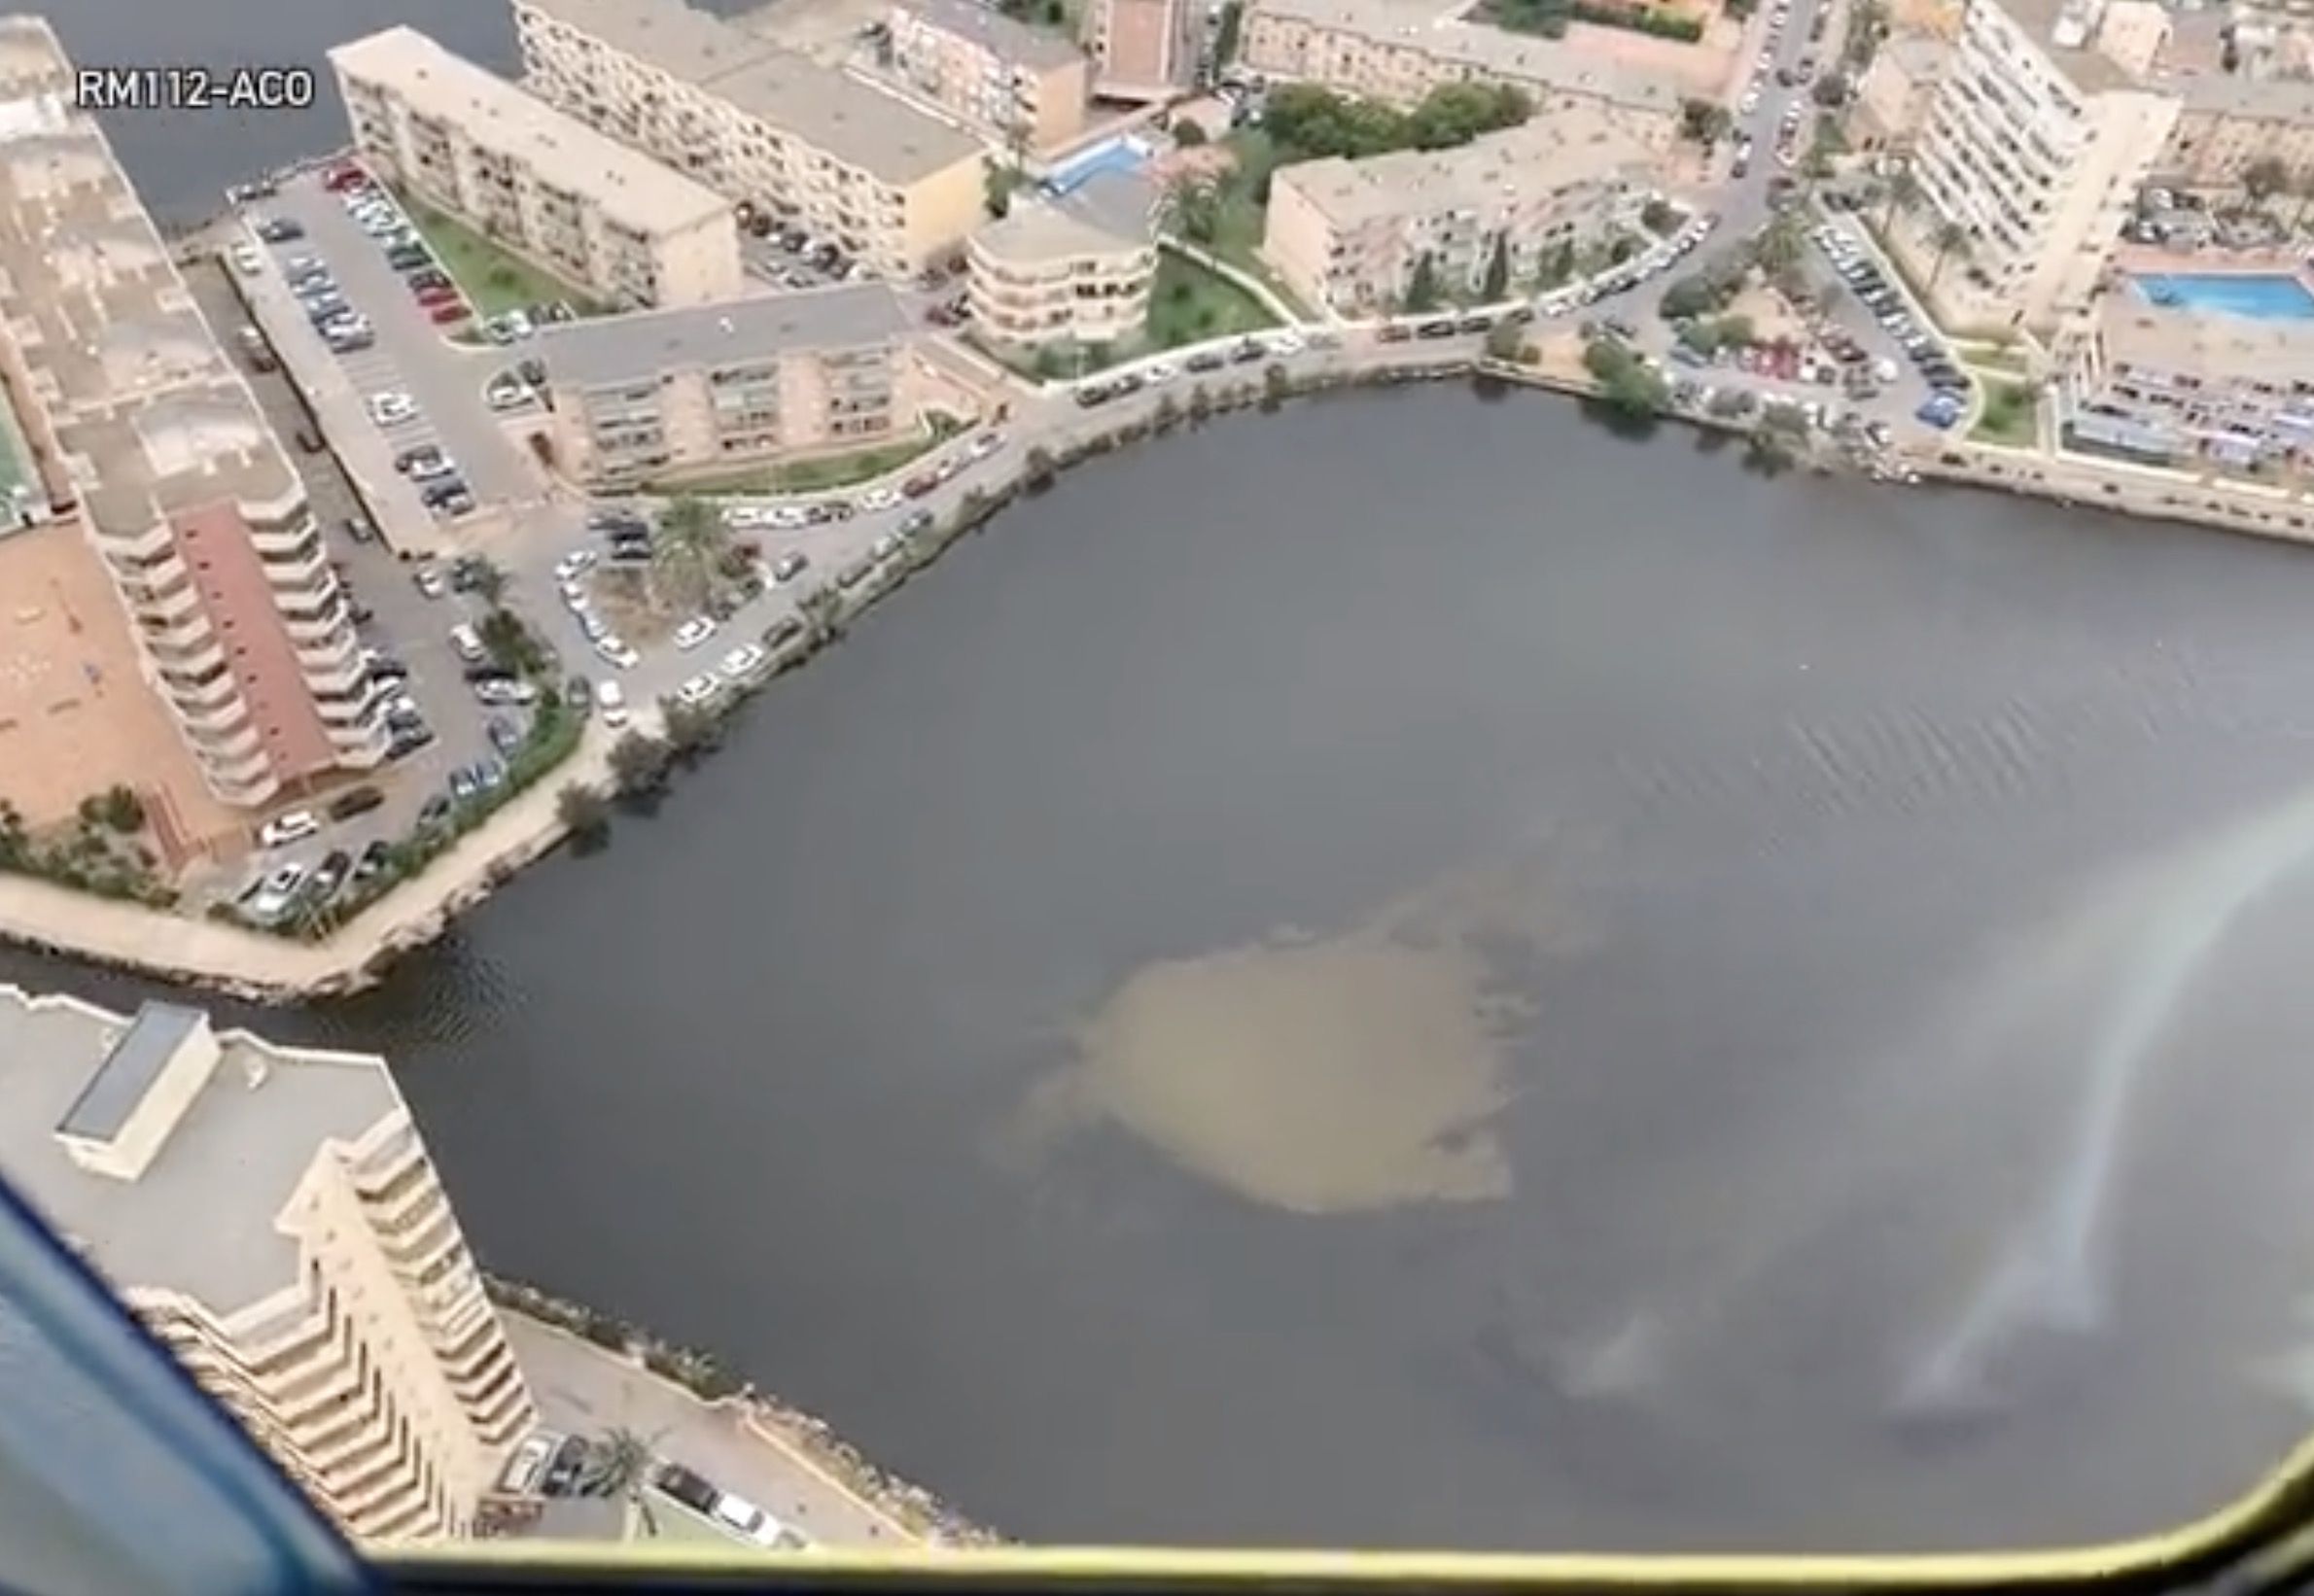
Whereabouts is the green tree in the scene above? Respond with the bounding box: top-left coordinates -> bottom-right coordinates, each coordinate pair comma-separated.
797,583 -> 845,648
465,556 -> 508,607
608,731 -> 672,799
1157,173 -> 1223,244
1480,232 -> 1510,302
1679,97 -> 1733,147
1214,0 -> 1245,60
557,782 -> 611,850
1927,218 -> 1973,289
1173,119 -> 1208,148
1483,320 -> 1528,363
1878,164 -> 1922,231
1752,212 -> 1807,276
2245,155 -> 2292,210
1403,251 -> 1441,312
982,159 -> 1021,219
1582,337 -> 1668,421
478,607 -> 543,677
97,784 -> 144,832
652,495 -> 728,616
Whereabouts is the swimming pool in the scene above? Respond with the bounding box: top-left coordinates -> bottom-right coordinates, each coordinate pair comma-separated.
2132,271 -> 2314,320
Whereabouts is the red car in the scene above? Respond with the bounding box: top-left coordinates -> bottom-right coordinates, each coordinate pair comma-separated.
414,285 -> 460,307
428,303 -> 470,325
323,163 -> 368,192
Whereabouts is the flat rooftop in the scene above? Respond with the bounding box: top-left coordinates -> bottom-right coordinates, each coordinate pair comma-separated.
333,26 -> 733,235
520,0 -> 984,184
1983,0 -> 2147,93
1247,0 -> 1685,115
0,17 -> 298,538
893,0 -> 1085,70
540,281 -> 914,387
1277,114 -> 1653,225
0,986 -> 400,1317
976,166 -> 1153,262
2097,293 -> 2314,384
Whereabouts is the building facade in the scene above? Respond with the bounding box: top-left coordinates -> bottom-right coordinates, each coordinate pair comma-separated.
2056,292 -> 2314,467
0,987 -> 535,1544
332,27 -> 745,310
968,170 -> 1156,345
540,284 -> 924,484
2160,74 -> 2314,189
513,0 -> 988,278
1909,0 -> 2180,330
1262,118 -> 1653,314
1086,0 -> 1201,101
885,0 -> 1089,151
1240,0 -> 1682,147
1852,33 -> 1947,147
0,17 -> 386,811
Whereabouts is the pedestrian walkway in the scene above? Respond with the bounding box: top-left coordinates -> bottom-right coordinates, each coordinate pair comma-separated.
503,1314 -> 923,1549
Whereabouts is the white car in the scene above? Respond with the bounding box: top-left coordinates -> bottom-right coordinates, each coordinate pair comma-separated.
1267,332 -> 1305,356
247,863 -> 308,922
723,504 -> 771,529
711,1493 -> 798,1550
580,611 -> 611,642
595,678 -> 629,726
229,242 -> 263,276
367,391 -> 416,425
677,673 -> 720,708
768,505 -> 810,530
594,636 -> 640,670
559,578 -> 589,608
553,549 -> 597,581
485,382 -> 529,411
258,811 -> 320,850
968,431 -> 1004,459
674,616 -> 717,651
1739,89 -> 1761,115
1139,361 -> 1176,386
719,643 -> 768,682
474,678 -> 539,707
859,486 -> 902,512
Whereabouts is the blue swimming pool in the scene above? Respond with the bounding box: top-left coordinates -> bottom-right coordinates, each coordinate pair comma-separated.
2132,271 -> 2314,320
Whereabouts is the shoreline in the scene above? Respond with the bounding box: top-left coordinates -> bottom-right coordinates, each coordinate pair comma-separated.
8,324 -> 2314,998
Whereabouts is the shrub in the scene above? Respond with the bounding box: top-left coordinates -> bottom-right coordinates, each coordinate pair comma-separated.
557,783 -> 611,850
608,730 -> 673,798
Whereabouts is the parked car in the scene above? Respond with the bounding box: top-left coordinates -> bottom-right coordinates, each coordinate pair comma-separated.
674,616 -> 718,651
258,811 -> 320,850
326,785 -> 385,822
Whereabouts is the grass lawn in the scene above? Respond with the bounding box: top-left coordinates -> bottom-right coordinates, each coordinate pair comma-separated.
1199,131 -> 1319,320
397,192 -> 598,319
649,429 -> 952,497
1971,379 -> 2037,446
1148,251 -> 1279,346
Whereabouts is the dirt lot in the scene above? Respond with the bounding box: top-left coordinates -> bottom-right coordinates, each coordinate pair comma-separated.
0,523 -> 247,868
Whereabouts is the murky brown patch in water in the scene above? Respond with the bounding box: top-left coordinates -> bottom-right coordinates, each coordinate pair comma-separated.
1015,850 -> 1590,1213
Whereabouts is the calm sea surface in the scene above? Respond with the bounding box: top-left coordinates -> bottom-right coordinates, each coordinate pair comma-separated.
25,5 -> 2314,1547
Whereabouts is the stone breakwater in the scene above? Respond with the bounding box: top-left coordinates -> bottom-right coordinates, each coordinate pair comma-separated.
485,1274 -> 1007,1547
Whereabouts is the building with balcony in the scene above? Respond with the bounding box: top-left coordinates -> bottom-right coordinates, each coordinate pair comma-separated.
539,283 -> 924,485
2159,72 -> 2314,190
968,167 -> 1156,347
1086,0 -> 1202,101
0,17 -> 386,812
0,987 -> 536,1544
1908,0 -> 2181,331
2055,290 -> 2314,468
884,0 -> 1090,151
331,27 -> 744,311
1262,115 -> 1654,315
513,0 -> 989,278
1240,0 -> 1683,147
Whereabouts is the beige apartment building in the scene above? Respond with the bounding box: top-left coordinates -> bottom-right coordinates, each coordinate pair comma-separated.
1909,0 -> 2180,331
332,27 -> 744,310
513,0 -> 988,277
968,168 -> 1156,346
1264,116 -> 1654,314
1240,0 -> 1682,147
0,988 -> 535,1543
540,284 -> 924,485
2056,292 -> 2314,468
0,17 -> 386,814
1851,33 -> 1946,148
885,0 -> 1089,151
2161,73 -> 2314,188
1087,0 -> 1202,101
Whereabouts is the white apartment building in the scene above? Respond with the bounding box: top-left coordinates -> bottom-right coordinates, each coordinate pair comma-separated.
968,168 -> 1156,346
884,0 -> 1090,151
1910,0 -> 2180,330
2056,292 -> 2314,468
332,27 -> 745,310
513,0 -> 989,278
0,17 -> 385,811
0,988 -> 535,1544
1086,0 -> 1202,101
540,284 -> 923,484
1240,0 -> 1682,148
1263,116 -> 1653,314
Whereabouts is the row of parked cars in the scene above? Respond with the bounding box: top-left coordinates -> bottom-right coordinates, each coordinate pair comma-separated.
1812,226 -> 1969,405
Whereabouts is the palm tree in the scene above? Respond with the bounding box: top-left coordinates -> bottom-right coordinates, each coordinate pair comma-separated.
579,1426 -> 654,1502
1926,219 -> 1972,290
1156,173 -> 1222,246
1751,212 -> 1806,276
1877,165 -> 1921,232
468,556 -> 508,607
651,495 -> 727,617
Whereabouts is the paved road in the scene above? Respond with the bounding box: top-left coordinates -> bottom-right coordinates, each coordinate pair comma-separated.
503,1315 -> 917,1549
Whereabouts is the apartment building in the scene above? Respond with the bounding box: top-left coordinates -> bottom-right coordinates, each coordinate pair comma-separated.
885,0 -> 1090,151
1263,116 -> 1653,314
540,284 -> 923,484
1086,0 -> 1202,101
513,0 -> 988,277
2056,292 -> 2314,467
0,987 -> 535,1543
969,168 -> 1156,345
1852,33 -> 1947,147
1909,0 -> 2181,330
2161,73 -> 2314,188
1240,0 -> 1683,147
0,17 -> 385,811
332,27 -> 744,310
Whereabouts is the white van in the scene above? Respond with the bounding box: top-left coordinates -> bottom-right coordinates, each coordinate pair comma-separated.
449,622 -> 485,663
594,678 -> 628,727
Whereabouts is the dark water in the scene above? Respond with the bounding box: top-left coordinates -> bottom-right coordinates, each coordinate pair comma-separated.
17,388 -> 2314,1550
